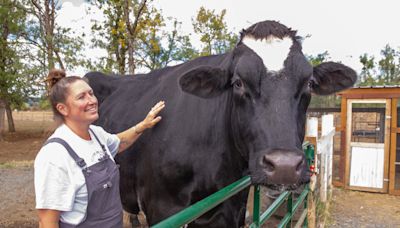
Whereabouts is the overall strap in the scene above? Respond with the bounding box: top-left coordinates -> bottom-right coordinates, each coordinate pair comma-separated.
44,138 -> 87,168
89,128 -> 107,153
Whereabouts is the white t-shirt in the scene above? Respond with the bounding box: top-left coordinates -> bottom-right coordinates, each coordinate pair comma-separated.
34,124 -> 120,225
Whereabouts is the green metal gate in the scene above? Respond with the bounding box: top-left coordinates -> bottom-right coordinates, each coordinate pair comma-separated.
153,143 -> 314,228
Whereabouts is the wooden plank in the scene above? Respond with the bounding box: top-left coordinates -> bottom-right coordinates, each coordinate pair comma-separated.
383,99 -> 391,192
389,98 -> 399,195
306,176 -> 316,228
349,146 -> 384,188
338,88 -> 400,98
340,94 -> 399,99
339,98 -> 347,187
332,180 -> 344,187
348,185 -> 387,193
344,99 -> 352,188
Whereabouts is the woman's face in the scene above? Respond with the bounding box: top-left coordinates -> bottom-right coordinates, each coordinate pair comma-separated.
60,80 -> 99,125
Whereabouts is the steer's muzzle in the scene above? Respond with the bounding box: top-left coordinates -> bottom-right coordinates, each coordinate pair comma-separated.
261,149 -> 307,185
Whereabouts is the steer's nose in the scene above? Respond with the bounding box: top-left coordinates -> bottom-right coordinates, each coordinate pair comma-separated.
261,149 -> 305,185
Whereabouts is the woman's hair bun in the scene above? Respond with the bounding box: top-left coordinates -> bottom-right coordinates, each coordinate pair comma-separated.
46,69 -> 66,89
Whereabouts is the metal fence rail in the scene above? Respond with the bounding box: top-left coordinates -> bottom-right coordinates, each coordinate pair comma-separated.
152,176 -> 251,228
153,143 -> 314,228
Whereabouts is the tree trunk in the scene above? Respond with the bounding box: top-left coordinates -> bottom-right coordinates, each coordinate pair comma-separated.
0,99 -> 5,140
45,0 -> 55,70
31,0 -> 58,70
125,0 -> 148,75
124,0 -> 135,75
5,101 -> 15,132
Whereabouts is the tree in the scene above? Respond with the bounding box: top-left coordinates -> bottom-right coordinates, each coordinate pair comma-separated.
29,0 -> 59,70
91,0 -> 197,74
0,0 -> 28,133
378,44 -> 399,84
192,7 -> 238,56
359,53 -> 376,86
0,0 -> 43,134
306,51 -> 330,66
135,17 -> 198,71
27,0 -> 88,72
0,0 -> 86,135
91,0 -> 154,74
357,44 -> 400,86
123,0 -> 148,74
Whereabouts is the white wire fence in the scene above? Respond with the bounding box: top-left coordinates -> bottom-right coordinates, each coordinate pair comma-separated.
3,111 -> 54,133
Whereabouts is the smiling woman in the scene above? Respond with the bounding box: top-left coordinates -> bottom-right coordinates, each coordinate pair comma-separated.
34,69 -> 165,227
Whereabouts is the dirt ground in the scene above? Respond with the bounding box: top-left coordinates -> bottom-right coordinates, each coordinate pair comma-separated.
327,188 -> 400,227
1,113 -> 400,227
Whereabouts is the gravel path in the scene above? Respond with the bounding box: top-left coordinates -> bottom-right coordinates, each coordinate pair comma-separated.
327,188 -> 400,228
0,166 -> 37,228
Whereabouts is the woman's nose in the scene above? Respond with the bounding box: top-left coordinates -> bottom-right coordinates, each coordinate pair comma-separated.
88,95 -> 98,104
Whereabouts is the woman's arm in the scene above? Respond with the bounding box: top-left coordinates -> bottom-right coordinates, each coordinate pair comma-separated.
117,101 -> 165,153
37,209 -> 61,228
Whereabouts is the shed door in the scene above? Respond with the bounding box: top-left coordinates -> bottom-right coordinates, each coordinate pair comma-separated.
347,99 -> 390,192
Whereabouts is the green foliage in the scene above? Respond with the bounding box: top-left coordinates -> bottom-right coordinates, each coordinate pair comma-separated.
378,45 -> 399,84
306,51 -> 330,67
90,0 -> 198,74
0,0 -> 35,108
26,0 -> 89,73
358,54 -> 375,86
1,0 -> 88,117
39,97 -> 51,110
53,27 -> 88,72
358,44 -> 400,86
135,17 -> 198,70
192,7 -> 238,56
90,0 -> 127,74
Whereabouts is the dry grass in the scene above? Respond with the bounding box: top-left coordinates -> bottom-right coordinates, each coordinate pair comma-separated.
1,111 -> 55,164
5,111 -> 55,134
0,160 -> 34,168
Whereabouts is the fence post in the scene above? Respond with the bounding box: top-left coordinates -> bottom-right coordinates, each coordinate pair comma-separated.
306,117 -> 318,138
286,193 -> 293,228
304,126 -> 317,228
320,114 -> 334,202
252,185 -> 260,227
303,191 -> 308,228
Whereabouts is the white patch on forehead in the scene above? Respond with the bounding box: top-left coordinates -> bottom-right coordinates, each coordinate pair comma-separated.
242,36 -> 293,72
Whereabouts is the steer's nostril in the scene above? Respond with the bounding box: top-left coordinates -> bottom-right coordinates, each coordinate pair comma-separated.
260,150 -> 305,185
262,156 -> 275,172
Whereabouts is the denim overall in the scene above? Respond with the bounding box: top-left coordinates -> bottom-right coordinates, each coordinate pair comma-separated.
44,129 -> 123,227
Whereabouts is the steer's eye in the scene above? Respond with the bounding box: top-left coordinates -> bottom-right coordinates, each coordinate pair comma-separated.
233,80 -> 243,89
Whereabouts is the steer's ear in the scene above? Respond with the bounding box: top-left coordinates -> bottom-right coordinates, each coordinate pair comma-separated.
310,62 -> 357,95
179,66 -> 229,98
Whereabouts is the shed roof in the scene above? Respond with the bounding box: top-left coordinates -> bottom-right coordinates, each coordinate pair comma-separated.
336,85 -> 400,99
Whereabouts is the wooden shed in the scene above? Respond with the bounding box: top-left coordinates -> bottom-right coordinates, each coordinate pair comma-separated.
335,86 -> 400,195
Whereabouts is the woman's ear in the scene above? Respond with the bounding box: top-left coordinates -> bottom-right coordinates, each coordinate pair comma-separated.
56,103 -> 69,117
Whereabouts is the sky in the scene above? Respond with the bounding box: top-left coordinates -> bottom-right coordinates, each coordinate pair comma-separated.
58,0 -> 400,75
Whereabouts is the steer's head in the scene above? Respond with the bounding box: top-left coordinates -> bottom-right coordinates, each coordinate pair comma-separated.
179,20 -> 357,191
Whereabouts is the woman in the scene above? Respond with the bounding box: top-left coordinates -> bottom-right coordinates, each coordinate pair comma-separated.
34,69 -> 165,227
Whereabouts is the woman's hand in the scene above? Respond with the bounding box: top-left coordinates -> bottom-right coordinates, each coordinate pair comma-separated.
117,101 -> 165,153
135,101 -> 165,133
